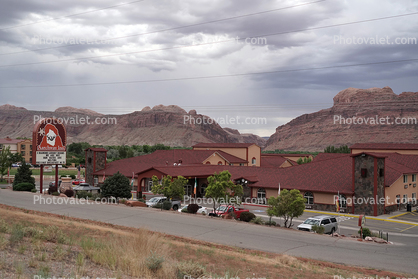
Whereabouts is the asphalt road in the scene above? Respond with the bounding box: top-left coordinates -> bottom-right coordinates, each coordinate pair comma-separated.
1,190 -> 418,275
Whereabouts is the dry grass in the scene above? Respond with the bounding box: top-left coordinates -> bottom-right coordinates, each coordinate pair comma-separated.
0,204 -> 414,279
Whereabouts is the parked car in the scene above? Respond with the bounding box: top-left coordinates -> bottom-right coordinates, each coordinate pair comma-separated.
72,179 -> 85,185
177,205 -> 208,214
208,205 -> 249,219
146,197 -> 181,210
297,215 -> 338,234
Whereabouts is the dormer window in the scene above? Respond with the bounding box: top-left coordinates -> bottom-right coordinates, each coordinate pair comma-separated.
404,175 -> 408,183
252,157 -> 256,165
361,168 -> 367,178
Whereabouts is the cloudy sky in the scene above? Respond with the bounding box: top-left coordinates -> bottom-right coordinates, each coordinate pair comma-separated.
0,0 -> 417,136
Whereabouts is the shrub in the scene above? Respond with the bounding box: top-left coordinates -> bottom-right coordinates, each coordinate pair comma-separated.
181,207 -> 188,213
13,182 -> 35,192
312,225 -> 325,234
187,204 -> 199,214
76,191 -> 92,200
119,198 -> 127,204
64,189 -> 74,197
101,171 -> 131,199
142,194 -> 146,201
52,192 -> 60,196
239,212 -> 256,222
137,198 -> 145,203
9,224 -> 25,246
162,200 -> 172,210
358,227 -> 372,239
12,163 -> 35,187
265,220 -> 276,226
70,174 -> 76,179
152,203 -> 162,209
145,251 -> 164,272
177,261 -> 205,278
31,188 -> 37,193
250,217 -> 265,225
91,193 -> 101,201
48,186 -> 57,195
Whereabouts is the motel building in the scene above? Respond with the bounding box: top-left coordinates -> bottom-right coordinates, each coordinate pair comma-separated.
85,143 -> 418,217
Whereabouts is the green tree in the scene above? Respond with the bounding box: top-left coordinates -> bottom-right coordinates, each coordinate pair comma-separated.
267,196 -> 280,224
324,145 -> 350,153
0,146 -> 12,182
12,162 -> 35,186
296,157 -> 312,165
101,171 -> 131,199
205,170 -> 243,214
277,189 -> 305,228
151,175 -> 186,200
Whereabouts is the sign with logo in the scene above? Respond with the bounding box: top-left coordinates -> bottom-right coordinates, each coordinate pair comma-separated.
32,118 -> 67,165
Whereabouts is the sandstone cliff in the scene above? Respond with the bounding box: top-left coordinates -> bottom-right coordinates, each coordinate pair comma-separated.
0,104 -> 266,147
265,87 -> 418,151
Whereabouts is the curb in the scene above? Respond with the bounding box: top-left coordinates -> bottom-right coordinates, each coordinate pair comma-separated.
243,204 -> 418,226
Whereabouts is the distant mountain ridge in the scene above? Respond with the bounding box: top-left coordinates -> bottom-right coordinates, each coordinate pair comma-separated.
265,87 -> 418,151
0,104 -> 266,147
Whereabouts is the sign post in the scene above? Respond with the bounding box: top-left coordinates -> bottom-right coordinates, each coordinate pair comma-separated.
358,215 -> 366,239
32,118 -> 67,194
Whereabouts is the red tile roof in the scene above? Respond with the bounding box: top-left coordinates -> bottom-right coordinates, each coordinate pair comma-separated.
93,149 -> 246,177
193,143 -> 257,148
314,153 -> 350,162
260,155 -> 289,167
136,155 -> 354,195
0,138 -> 23,144
350,143 -> 418,151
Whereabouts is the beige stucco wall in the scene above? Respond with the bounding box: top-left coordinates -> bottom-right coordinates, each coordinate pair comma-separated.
17,139 -> 32,163
1,143 -> 18,153
195,146 -> 260,166
280,160 -> 294,168
351,149 -> 418,155
247,145 -> 261,167
385,174 -> 418,206
203,153 -> 227,165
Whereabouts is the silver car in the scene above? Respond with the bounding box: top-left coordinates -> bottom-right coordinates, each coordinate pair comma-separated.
297,215 -> 338,234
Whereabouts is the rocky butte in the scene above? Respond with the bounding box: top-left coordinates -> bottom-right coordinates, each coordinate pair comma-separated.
265,87 -> 418,152
0,104 -> 266,147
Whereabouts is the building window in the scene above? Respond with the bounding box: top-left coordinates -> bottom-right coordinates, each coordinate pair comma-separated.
412,193 -> 416,202
252,157 -> 256,165
21,145 -> 25,150
88,158 -> 92,164
0,144 -> 3,149
361,168 -> 367,178
257,188 -> 266,200
239,163 -> 244,166
404,175 -> 408,183
396,195 -> 400,205
403,194 -> 408,204
339,194 -> 347,208
205,161 -> 211,164
412,174 -> 417,182
200,183 -> 207,196
21,151 -> 25,156
30,145 -> 32,150
217,161 -> 223,165
304,191 -> 314,205
379,168 -> 384,177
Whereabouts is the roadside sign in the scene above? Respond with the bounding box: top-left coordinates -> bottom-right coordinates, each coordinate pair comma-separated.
32,118 -> 67,165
